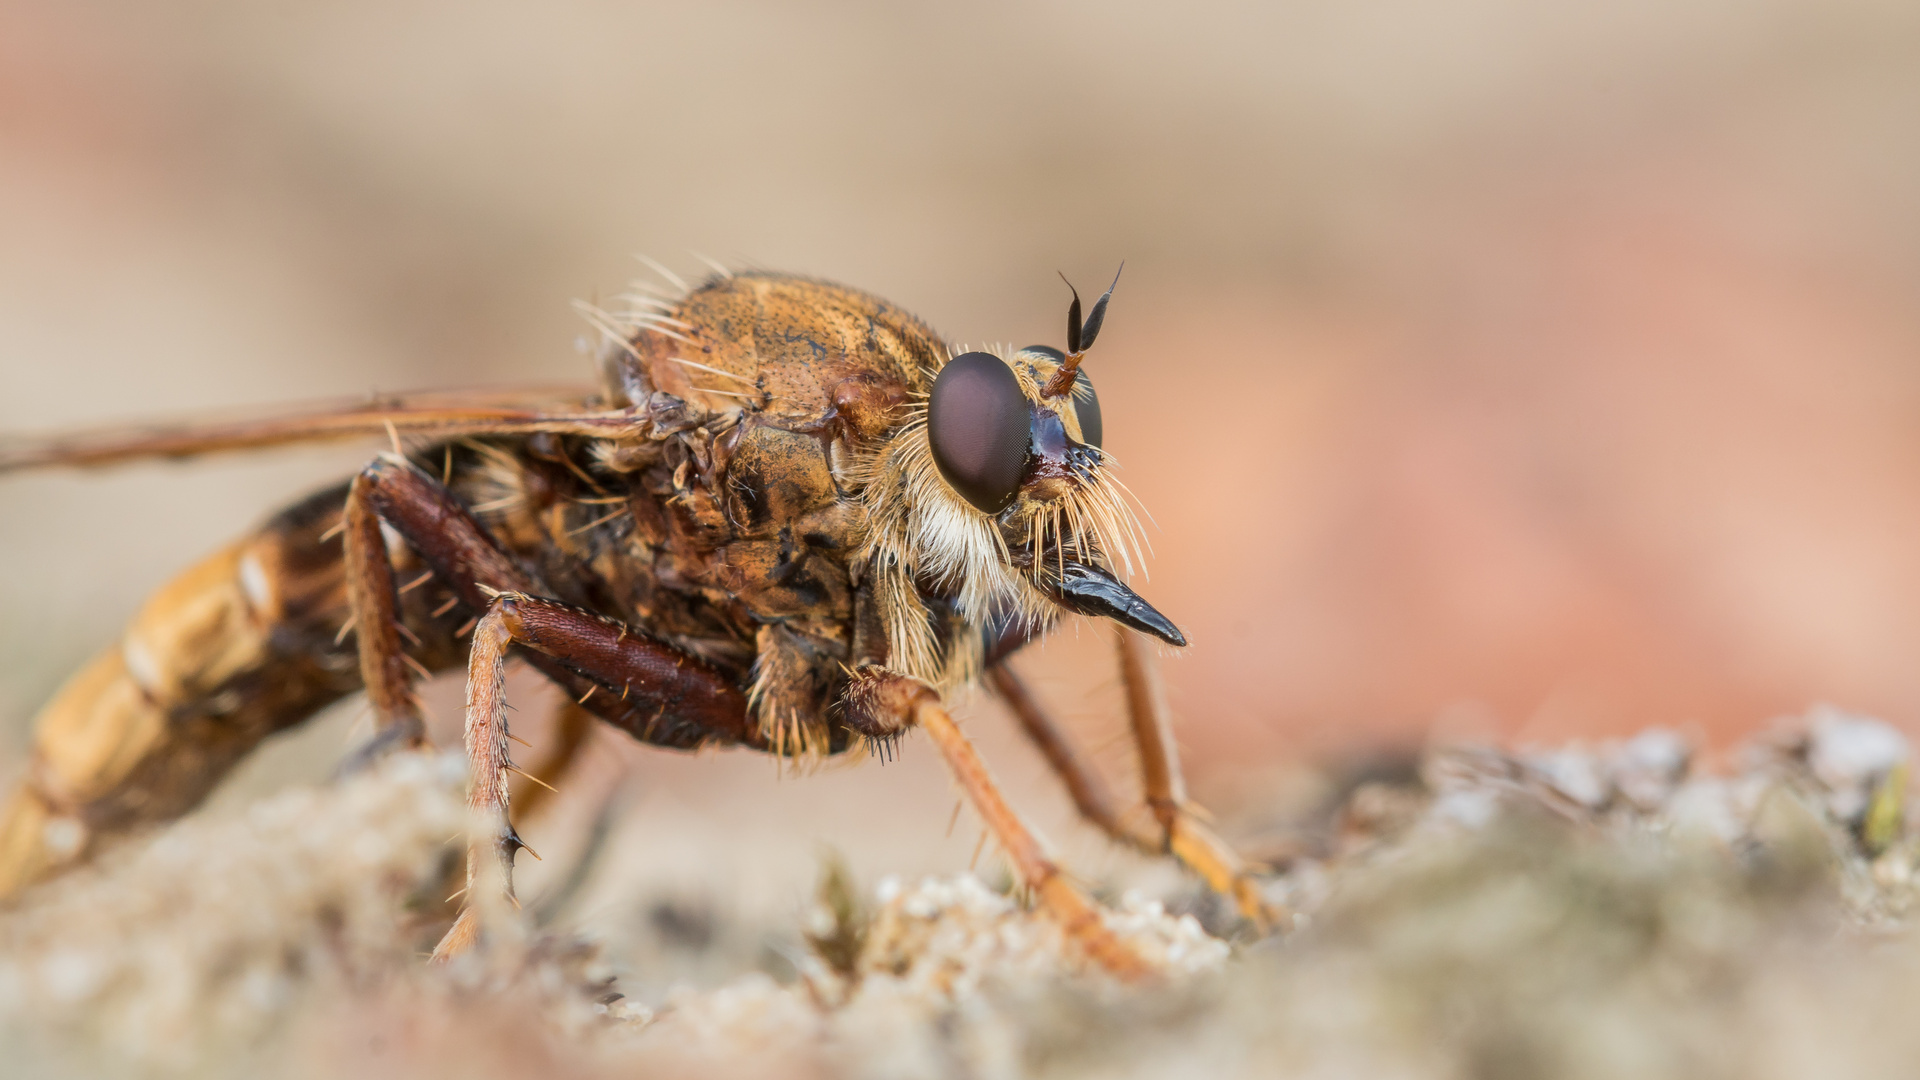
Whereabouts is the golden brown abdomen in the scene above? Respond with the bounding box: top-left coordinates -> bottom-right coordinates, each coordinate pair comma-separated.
0,483 -> 459,896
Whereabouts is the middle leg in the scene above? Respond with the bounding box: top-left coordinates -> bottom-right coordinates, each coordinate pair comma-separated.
336,465 -> 429,768
1116,626 -> 1281,931
508,698 -> 597,823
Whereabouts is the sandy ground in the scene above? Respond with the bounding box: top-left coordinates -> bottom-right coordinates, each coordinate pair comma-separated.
4,706 -> 1918,1079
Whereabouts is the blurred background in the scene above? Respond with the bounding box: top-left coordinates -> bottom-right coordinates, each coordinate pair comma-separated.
5,0 -> 1920,979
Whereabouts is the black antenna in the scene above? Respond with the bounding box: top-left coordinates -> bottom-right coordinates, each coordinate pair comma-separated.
1078,263 -> 1123,352
1046,263 -> 1123,398
1061,273 -> 1084,355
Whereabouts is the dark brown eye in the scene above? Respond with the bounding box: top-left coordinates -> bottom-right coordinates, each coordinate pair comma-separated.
1020,345 -> 1101,450
1072,370 -> 1102,450
928,351 -> 1029,513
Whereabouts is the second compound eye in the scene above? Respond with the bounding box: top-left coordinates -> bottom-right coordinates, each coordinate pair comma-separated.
1019,345 -> 1101,450
928,352 -> 1029,513
1070,369 -> 1102,450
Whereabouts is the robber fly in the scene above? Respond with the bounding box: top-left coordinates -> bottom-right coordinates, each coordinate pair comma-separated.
0,267 -> 1275,975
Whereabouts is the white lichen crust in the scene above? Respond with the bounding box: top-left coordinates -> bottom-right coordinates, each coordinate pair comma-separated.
0,752 -> 470,1069
11,706 -> 1920,1079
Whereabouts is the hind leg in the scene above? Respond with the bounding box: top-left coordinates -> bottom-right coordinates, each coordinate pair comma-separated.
350,453 -> 757,750
430,591 -> 749,960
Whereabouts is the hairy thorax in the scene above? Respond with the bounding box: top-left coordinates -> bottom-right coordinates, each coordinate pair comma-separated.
455,274 -> 952,758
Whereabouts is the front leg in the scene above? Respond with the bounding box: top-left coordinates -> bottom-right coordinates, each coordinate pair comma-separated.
842,668 -> 1156,980
989,629 -> 1285,933
1116,626 -> 1283,932
431,591 -> 750,960
748,624 -> 843,761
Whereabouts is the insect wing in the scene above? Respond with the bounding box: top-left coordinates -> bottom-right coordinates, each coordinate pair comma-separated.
0,385 -> 632,472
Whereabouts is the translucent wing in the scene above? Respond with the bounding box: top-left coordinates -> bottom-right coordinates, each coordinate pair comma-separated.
0,384 -> 640,472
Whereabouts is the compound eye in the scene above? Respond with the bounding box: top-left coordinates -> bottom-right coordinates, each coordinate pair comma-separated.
1018,344 -> 1101,450
1072,370 -> 1103,450
928,351 -> 1029,513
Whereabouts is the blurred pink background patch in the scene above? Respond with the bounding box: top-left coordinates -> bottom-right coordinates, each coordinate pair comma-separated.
5,0 -> 1920,800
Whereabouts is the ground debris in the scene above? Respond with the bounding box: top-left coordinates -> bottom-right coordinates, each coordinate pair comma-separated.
9,706 -> 1920,1078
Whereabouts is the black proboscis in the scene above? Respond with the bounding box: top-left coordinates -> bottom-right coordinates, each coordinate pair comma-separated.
1045,559 -> 1186,647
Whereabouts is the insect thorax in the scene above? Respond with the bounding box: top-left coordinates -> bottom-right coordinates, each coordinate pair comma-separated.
571,270 -> 1141,758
